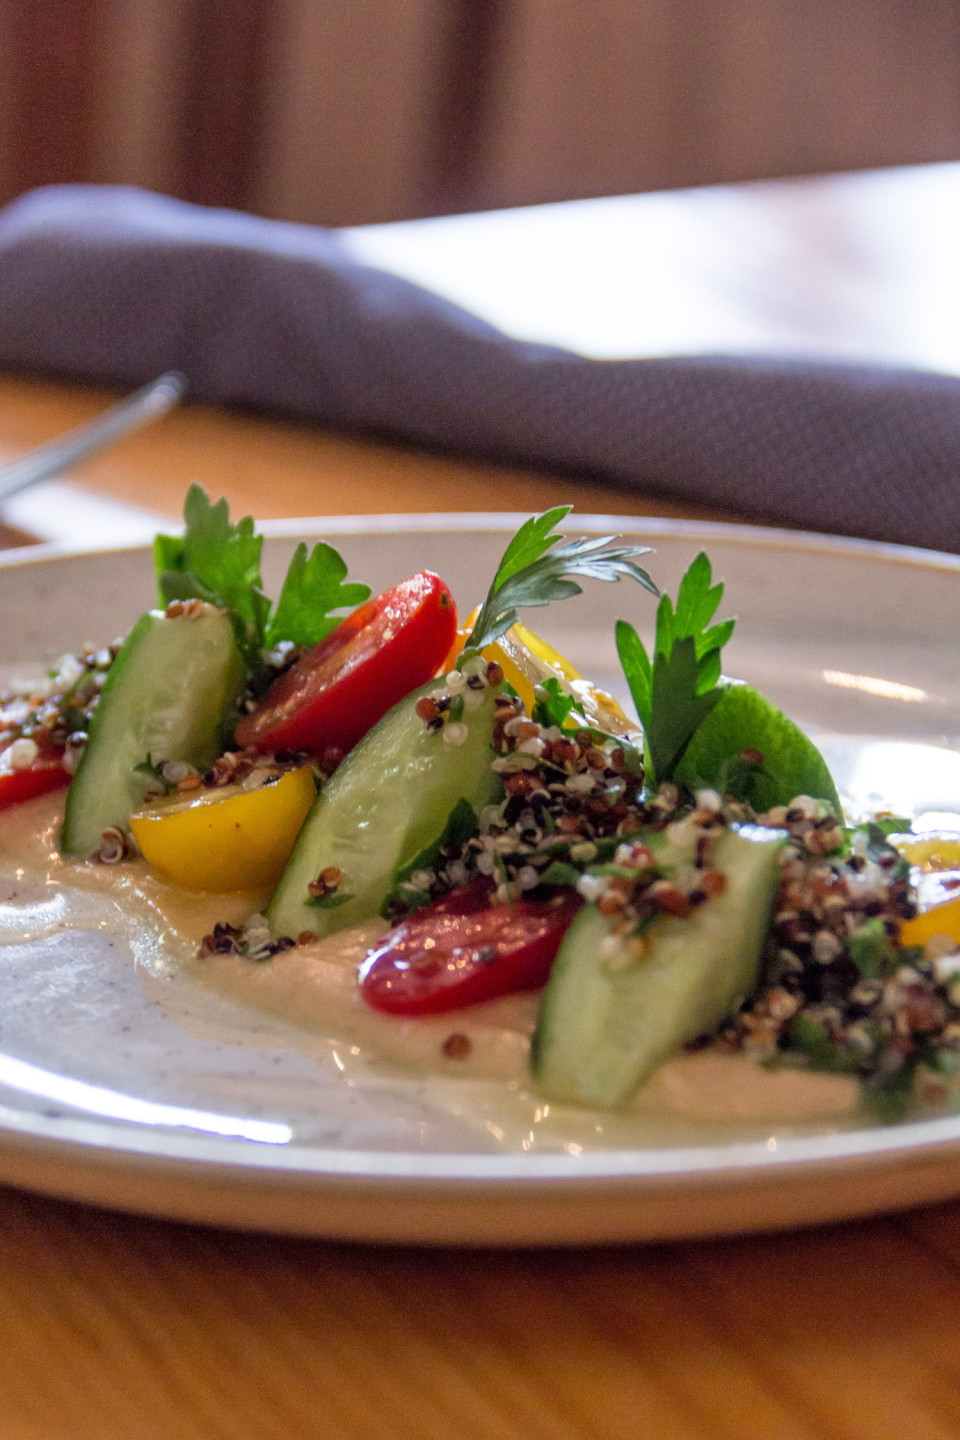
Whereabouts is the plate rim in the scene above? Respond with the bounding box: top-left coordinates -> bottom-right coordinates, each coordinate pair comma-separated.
4,509 -> 960,577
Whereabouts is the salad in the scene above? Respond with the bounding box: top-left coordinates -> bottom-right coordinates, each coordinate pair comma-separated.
2,489 -> 960,1128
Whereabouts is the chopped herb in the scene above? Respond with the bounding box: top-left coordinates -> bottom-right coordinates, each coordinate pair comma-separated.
848,918 -> 901,979
306,890 -> 356,910
531,677 -> 579,732
628,911 -> 661,939
537,860 -> 583,888
380,798 -> 480,918
865,814 -> 913,839
131,753 -> 177,796
864,822 -> 911,880
527,833 -> 644,886
863,1060 -> 921,1123
789,1013 -> 862,1073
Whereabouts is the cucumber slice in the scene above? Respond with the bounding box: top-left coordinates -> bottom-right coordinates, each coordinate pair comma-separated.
267,686 -> 501,940
61,608 -> 244,856
531,825 -> 784,1108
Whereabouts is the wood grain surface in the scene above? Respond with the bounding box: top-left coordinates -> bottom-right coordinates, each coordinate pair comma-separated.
1,1187 -> 960,1439
2,376 -> 960,1440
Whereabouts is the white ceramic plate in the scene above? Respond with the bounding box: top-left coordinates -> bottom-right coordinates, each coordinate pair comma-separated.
3,514 -> 960,1246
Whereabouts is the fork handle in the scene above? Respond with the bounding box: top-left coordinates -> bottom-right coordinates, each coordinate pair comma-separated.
0,372 -> 186,504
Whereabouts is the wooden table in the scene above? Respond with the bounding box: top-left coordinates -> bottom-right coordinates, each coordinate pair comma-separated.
3,164 -> 960,1440
3,385 -> 959,1440
0,373 -> 728,549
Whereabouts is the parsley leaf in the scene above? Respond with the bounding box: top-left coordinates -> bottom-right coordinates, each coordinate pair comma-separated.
265,541 -> 370,649
493,506 -> 571,587
615,552 -> 734,787
155,486 -> 268,663
462,510 -> 658,656
154,486 -> 369,685
646,635 -> 724,783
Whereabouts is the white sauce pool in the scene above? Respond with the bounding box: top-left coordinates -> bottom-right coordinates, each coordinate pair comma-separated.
0,790 -> 863,1153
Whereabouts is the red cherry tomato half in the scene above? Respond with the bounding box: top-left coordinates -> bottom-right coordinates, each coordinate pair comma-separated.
0,755 -> 71,810
236,570 -> 457,756
359,890 -> 582,1015
427,877 -> 496,916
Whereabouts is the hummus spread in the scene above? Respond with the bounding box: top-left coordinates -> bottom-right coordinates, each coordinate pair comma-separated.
0,790 -> 861,1151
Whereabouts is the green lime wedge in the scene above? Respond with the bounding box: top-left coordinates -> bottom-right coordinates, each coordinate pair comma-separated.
674,680 -> 841,815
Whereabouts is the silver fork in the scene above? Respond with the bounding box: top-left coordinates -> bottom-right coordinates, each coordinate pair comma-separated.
0,372 -> 187,505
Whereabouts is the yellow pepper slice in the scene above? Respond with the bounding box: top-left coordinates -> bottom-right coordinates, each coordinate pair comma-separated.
900,891 -> 960,948
444,610 -> 638,738
895,835 -> 960,872
891,832 -> 960,947
129,765 -> 316,893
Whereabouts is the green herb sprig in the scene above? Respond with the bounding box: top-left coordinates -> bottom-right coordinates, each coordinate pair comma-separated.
154,486 -> 370,686
460,507 -> 658,660
615,552 -> 734,787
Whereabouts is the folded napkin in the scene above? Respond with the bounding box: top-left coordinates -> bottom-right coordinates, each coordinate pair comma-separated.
0,183 -> 959,552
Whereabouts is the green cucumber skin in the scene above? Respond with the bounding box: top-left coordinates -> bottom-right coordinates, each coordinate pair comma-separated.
267,686 -> 501,941
61,608 -> 244,857
531,827 -> 783,1109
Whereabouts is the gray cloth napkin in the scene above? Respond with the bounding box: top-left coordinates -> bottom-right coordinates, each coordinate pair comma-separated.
0,183 -> 958,552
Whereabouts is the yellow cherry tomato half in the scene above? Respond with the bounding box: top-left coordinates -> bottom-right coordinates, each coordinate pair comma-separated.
443,610 -> 638,738
129,765 -> 316,893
